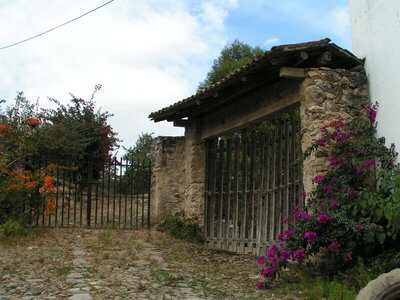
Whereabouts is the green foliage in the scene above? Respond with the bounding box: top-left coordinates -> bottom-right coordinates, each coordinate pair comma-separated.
198,40 -> 264,91
301,277 -> 356,300
366,249 -> 400,277
0,219 -> 26,238
2,90 -> 118,165
99,223 -> 113,245
0,88 -> 118,227
259,103 -> 400,288
160,214 -> 204,243
295,111 -> 398,257
124,132 -> 153,162
40,93 -> 118,164
356,166 -> 400,243
118,133 -> 153,195
150,269 -> 183,286
0,187 -> 42,226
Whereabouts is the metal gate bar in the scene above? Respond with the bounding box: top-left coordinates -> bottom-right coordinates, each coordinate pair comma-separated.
32,157 -> 151,229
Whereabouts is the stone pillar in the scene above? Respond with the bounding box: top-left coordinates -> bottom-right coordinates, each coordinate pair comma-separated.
300,67 -> 369,193
150,136 -> 186,224
183,121 -> 206,224
149,126 -> 206,226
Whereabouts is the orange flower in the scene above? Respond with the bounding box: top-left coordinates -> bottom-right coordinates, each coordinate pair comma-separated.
26,181 -> 38,189
40,175 -> 55,195
0,134 -> 4,139
45,198 -> 56,215
27,118 -> 41,126
0,124 -> 11,133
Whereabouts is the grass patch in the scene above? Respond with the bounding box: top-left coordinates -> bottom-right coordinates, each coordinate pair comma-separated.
189,279 -> 227,297
150,269 -> 183,286
56,266 -> 73,277
99,223 -> 113,245
259,261 -> 376,299
0,220 -> 27,239
0,222 -> 46,245
300,277 -> 356,300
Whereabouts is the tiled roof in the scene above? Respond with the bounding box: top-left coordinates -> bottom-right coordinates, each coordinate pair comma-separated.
149,38 -> 363,122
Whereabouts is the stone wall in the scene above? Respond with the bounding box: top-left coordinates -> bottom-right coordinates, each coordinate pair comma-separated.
150,136 -> 185,224
300,67 -> 369,193
150,123 -> 205,225
183,122 -> 206,224
150,67 -> 369,226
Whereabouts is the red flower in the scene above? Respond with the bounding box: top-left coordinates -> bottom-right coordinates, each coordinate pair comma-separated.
304,231 -> 318,243
364,160 -> 375,168
328,241 -> 341,253
27,118 -> 41,126
365,102 -> 378,124
261,266 -> 276,278
293,248 -> 307,262
317,213 -> 333,224
355,166 -> 364,174
312,175 -> 324,184
256,281 -> 265,289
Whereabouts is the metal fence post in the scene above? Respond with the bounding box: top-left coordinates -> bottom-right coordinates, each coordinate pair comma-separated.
86,157 -> 93,227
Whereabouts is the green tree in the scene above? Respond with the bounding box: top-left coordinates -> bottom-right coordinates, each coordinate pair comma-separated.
121,133 -> 153,194
2,89 -> 118,182
198,40 -> 264,91
124,133 -> 154,162
39,96 -> 118,164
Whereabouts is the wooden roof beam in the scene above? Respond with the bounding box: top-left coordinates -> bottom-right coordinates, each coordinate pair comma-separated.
173,119 -> 190,127
279,67 -> 306,79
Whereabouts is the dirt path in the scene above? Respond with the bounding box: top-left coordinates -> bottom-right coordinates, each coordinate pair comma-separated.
0,228 -> 275,299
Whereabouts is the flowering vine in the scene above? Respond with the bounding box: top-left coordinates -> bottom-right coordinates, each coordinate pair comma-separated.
257,103 -> 398,288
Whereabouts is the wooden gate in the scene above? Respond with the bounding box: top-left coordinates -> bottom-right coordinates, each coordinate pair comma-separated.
204,109 -> 303,254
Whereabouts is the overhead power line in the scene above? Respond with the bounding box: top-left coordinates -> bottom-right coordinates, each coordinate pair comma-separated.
0,0 -> 116,52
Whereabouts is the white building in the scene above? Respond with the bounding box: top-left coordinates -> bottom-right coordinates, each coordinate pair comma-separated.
349,0 -> 400,149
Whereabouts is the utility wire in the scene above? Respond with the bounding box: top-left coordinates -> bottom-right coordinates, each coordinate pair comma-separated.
0,0 -> 116,51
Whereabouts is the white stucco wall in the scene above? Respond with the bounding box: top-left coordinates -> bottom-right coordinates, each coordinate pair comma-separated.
349,0 -> 400,149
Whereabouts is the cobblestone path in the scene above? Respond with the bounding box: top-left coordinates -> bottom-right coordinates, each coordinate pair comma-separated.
0,229 -> 277,299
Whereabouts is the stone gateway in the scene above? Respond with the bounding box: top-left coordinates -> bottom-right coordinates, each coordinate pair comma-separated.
149,39 -> 369,254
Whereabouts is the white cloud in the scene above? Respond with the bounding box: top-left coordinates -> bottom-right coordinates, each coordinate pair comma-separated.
0,0 -> 234,151
255,1 -> 351,48
264,37 -> 279,47
327,6 -> 351,42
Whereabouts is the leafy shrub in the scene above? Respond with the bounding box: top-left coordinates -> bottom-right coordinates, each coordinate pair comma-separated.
160,214 -> 204,243
367,249 -> 400,277
257,103 -> 400,287
0,88 -> 117,227
357,166 -> 400,243
0,219 -> 26,238
0,98 -> 56,226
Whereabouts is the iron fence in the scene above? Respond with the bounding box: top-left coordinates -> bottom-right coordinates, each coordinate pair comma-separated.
31,157 -> 151,229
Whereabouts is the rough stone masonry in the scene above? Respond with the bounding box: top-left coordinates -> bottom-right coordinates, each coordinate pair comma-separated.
150,67 -> 369,226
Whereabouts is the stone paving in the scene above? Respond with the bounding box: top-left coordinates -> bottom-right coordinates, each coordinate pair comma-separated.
0,229 -> 279,299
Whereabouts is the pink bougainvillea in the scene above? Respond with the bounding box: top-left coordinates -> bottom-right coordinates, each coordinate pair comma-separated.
257,102 -> 399,289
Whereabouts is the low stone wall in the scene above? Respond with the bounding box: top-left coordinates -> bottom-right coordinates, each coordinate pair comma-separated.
300,67 -> 369,193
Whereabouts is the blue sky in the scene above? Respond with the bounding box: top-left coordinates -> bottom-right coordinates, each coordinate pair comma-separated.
0,0 -> 351,150
223,0 -> 350,49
